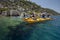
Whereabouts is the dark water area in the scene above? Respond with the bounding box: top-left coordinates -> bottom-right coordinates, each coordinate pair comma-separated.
3,22 -> 37,40
3,16 -> 60,40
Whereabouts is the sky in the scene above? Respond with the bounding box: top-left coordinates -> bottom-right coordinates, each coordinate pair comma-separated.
30,0 -> 60,13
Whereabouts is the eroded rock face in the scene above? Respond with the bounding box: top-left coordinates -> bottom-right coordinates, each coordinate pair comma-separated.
0,4 -> 4,8
6,9 -> 20,16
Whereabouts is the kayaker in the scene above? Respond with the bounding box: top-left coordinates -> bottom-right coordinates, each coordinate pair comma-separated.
30,12 -> 37,20
30,13 -> 34,18
41,11 -> 47,18
23,13 -> 27,18
42,14 -> 46,18
32,13 -> 35,17
47,14 -> 50,18
23,13 -> 26,17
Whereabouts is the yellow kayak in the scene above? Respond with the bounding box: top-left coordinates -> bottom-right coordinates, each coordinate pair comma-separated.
23,18 -> 52,23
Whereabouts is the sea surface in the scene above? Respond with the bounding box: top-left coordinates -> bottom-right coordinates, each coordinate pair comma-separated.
9,16 -> 60,40
0,16 -> 60,40
28,16 -> 60,40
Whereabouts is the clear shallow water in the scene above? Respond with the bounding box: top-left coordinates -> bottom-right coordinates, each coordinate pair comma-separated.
3,16 -> 60,40
28,16 -> 60,40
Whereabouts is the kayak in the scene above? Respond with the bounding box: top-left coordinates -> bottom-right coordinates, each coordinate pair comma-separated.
23,18 -> 52,23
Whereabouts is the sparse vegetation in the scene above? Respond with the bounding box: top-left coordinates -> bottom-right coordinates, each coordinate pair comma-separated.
0,0 -> 60,15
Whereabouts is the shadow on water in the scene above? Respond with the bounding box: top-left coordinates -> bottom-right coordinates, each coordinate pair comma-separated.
4,22 -> 38,40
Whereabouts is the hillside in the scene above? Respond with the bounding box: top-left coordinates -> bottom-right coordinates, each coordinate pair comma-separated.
0,0 -> 60,15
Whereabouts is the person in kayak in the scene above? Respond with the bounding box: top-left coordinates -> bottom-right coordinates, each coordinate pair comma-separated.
23,13 -> 26,17
41,11 -> 47,18
30,13 -> 34,18
42,14 -> 46,18
30,12 -> 37,20
47,14 -> 50,18
23,13 -> 28,18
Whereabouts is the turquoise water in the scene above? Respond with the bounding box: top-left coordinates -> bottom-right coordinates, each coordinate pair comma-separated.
28,16 -> 60,40
22,16 -> 60,40
2,16 -> 60,40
